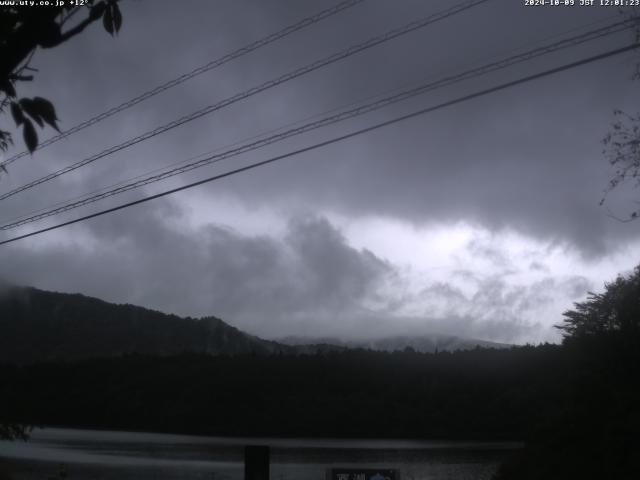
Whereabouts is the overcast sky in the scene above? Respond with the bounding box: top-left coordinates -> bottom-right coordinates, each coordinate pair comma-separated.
1,0 -> 639,343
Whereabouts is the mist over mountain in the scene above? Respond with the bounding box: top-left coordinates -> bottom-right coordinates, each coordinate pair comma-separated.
278,334 -> 511,353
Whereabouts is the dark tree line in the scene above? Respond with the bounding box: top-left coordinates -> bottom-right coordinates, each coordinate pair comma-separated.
496,266 -> 640,480
0,345 -> 566,441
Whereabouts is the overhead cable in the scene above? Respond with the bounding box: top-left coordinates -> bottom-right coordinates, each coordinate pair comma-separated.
0,0 -> 367,169
1,18 -> 634,230
1,42 -> 637,246
0,0 -> 490,201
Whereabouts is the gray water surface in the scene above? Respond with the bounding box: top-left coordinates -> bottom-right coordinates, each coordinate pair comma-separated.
0,428 -> 520,480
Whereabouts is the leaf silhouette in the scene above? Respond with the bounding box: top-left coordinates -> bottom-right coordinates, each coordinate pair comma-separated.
89,1 -> 107,21
32,97 -> 60,132
19,98 -> 44,127
22,118 -> 38,153
0,80 -> 16,98
10,102 -> 24,126
103,4 -> 114,35
112,3 -> 122,33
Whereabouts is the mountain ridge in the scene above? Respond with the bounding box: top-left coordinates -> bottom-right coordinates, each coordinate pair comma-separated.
277,334 -> 511,353
0,285 -> 509,364
0,285 -> 293,363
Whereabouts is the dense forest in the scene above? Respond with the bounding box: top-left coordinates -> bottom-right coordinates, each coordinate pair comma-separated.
0,345 -> 564,440
497,266 -> 640,480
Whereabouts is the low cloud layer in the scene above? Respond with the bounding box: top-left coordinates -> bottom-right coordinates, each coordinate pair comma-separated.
1,206 -> 391,335
0,202 -> 597,343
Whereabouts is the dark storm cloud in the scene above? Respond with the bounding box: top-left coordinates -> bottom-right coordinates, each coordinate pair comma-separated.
0,0 -> 637,343
4,0 -> 637,258
151,0 -> 636,258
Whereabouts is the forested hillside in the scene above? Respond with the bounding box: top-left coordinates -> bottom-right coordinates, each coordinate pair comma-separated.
0,286 -> 291,363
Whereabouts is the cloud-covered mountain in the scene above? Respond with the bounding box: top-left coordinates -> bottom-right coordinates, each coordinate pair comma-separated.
278,334 -> 510,353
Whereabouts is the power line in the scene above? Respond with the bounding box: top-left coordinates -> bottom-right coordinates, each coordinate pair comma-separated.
11,10 -> 619,225
0,0 -> 366,169
0,0 -> 490,202
1,17 -> 634,231
1,42 -> 637,247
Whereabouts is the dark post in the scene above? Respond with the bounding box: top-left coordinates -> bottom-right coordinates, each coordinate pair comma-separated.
245,445 -> 270,480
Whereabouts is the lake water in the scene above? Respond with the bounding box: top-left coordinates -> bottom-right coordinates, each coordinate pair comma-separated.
0,428 -> 521,480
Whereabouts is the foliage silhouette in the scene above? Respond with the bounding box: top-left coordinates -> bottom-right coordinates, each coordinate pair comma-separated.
0,0 -> 122,156
600,14 -> 640,221
558,265 -> 640,339
495,266 -> 640,480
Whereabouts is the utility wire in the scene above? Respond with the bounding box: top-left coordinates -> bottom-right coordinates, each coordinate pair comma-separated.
0,0 -> 490,202
1,12 -> 628,230
7,9 -> 618,226
1,18 -> 634,230
0,0 -> 366,169
1,42 -> 637,247
1,18 -> 633,227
